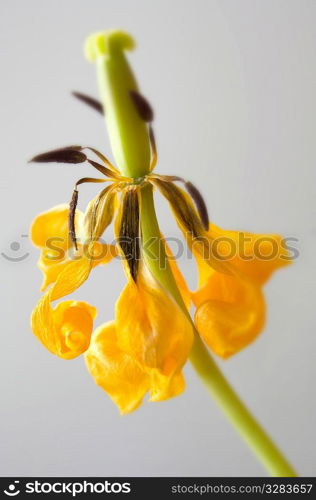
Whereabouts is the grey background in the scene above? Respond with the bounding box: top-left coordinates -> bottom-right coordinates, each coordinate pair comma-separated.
1,0 -> 315,477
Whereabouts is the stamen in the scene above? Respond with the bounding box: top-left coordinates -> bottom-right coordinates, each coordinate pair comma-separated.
69,189 -> 79,250
129,90 -> 154,122
80,146 -> 120,174
149,126 -> 157,172
151,178 -> 203,238
68,177 -> 107,249
151,175 -> 209,230
29,147 -> 87,164
87,159 -> 119,179
72,91 -> 104,115
29,145 -> 120,179
182,181 -> 209,230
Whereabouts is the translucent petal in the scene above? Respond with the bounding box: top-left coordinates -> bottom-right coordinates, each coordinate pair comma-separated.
115,266 -> 193,398
194,272 -> 265,358
85,321 -> 150,414
31,298 -> 96,360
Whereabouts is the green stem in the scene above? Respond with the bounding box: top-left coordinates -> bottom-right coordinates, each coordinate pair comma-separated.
190,332 -> 297,477
141,183 -> 297,477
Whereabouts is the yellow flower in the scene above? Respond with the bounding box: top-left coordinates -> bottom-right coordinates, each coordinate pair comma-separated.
30,30 -> 291,414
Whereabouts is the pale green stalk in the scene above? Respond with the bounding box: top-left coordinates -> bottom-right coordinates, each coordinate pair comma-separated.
86,30 -> 297,477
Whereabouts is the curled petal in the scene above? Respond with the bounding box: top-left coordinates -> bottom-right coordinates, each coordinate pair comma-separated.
30,204 -> 92,290
38,251 -> 70,291
149,371 -> 185,402
115,266 -> 193,397
49,250 -> 93,301
84,184 -> 118,242
30,204 -> 84,250
85,322 -> 150,414
38,242 -> 116,291
31,297 -> 96,359
194,272 -> 265,358
207,224 -> 291,286
192,223 -> 291,357
31,244 -> 97,357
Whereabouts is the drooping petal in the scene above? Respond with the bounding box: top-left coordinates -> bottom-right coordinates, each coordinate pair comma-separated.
149,371 -> 185,402
38,242 -> 117,291
38,252 -> 70,291
151,178 -> 230,275
207,224 -> 291,286
31,203 -> 117,290
83,184 -> 118,242
31,297 -> 96,360
31,244 -> 96,358
194,271 -> 265,358
85,321 -> 150,414
31,204 -> 84,289
192,222 -> 291,358
30,204 -> 83,250
115,265 -> 193,400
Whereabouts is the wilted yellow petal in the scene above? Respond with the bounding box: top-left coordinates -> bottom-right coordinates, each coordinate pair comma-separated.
115,265 -> 193,398
194,270 -> 265,358
149,370 -> 185,402
208,224 -> 291,286
38,240 -> 116,291
191,221 -> 291,358
31,297 -> 96,359
31,241 -> 98,358
84,184 -> 118,241
85,321 -> 150,414
30,204 -> 83,250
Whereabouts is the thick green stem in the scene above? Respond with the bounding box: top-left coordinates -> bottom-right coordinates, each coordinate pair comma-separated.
140,184 -> 297,477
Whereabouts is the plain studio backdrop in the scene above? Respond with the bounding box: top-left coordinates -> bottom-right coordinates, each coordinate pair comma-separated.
0,0 -> 315,477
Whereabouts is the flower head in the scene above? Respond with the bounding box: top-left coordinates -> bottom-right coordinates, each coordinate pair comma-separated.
30,30 -> 290,413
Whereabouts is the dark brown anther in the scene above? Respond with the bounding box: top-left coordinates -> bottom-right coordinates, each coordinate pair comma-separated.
129,90 -> 154,122
184,181 -> 209,230
30,147 -> 87,164
29,144 -> 120,179
68,177 -> 106,249
72,91 -> 104,115
69,189 -> 79,250
119,188 -> 140,282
